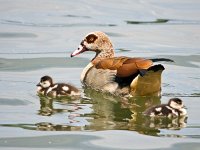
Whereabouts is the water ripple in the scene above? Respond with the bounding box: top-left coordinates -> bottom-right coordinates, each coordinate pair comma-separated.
163,93 -> 200,97
0,98 -> 30,106
62,14 -> 91,18
0,19 -> 117,27
126,18 -> 200,25
0,32 -> 37,38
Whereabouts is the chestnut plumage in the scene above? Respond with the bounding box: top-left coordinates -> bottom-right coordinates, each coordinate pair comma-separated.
71,31 -> 173,97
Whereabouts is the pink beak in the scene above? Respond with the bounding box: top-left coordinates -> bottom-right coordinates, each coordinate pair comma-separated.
71,44 -> 87,57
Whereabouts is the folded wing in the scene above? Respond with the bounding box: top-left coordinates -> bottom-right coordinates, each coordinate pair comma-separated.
94,56 -> 153,77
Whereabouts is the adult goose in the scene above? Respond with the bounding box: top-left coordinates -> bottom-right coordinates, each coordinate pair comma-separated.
71,31 -> 173,97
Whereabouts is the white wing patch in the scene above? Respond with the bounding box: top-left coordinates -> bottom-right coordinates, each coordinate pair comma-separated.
62,86 -> 69,91
70,91 -> 80,96
46,87 -> 52,94
166,106 -> 178,116
155,107 -> 162,112
46,84 -> 58,95
52,84 -> 58,90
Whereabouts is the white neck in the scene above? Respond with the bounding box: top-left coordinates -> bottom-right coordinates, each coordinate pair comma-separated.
81,62 -> 94,83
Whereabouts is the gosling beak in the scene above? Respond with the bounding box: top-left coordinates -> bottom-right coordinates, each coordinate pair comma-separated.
36,83 -> 40,86
71,44 -> 87,57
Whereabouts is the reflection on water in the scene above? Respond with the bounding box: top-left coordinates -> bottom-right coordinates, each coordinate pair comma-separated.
0,1 -> 199,149
38,97 -> 54,116
128,115 -> 187,137
38,96 -> 82,116
32,88 -> 188,136
0,90 -> 186,136
36,122 -> 83,131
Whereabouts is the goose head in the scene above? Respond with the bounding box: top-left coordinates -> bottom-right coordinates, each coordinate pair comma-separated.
71,31 -> 115,62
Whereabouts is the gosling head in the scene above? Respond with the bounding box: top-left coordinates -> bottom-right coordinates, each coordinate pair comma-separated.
168,98 -> 184,110
37,76 -> 53,88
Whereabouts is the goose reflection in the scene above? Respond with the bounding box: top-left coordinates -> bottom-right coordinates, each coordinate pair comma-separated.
37,95 -> 87,131
36,89 -> 187,135
83,88 -> 188,136
38,96 -> 81,116
35,122 -> 83,131
38,96 -> 54,116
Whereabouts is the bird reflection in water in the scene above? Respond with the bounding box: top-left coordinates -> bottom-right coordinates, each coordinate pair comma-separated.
83,88 -> 188,136
37,95 -> 86,131
38,96 -> 54,116
35,122 -> 83,131
36,89 -> 187,136
38,95 -> 82,116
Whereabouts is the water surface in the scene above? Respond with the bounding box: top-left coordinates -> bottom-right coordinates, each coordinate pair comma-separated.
0,0 -> 200,149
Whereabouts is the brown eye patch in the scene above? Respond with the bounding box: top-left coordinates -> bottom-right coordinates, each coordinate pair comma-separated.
85,34 -> 98,44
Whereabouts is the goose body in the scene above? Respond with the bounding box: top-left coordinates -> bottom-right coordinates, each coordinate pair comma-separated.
71,31 -> 173,97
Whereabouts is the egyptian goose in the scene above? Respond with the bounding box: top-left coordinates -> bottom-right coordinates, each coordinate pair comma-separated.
71,31 -> 173,97
37,75 -> 80,98
144,98 -> 187,117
